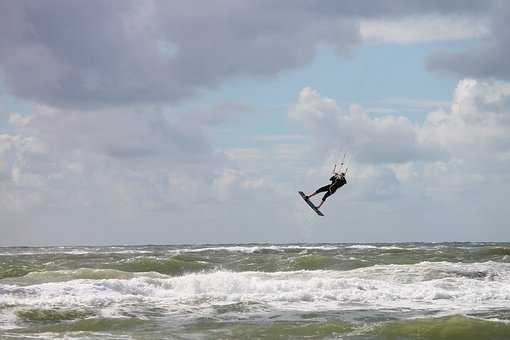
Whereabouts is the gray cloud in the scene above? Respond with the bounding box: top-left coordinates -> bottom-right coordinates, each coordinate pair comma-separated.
0,0 -> 498,109
16,110 -> 193,163
0,1 -> 357,108
426,2 -> 510,80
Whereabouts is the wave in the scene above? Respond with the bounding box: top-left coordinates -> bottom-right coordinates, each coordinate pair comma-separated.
0,267 -> 35,281
185,319 -> 353,338
180,244 -> 420,254
477,247 -> 510,256
345,245 -> 414,253
168,315 -> 510,339
114,256 -> 209,275
0,268 -> 166,286
1,262 -> 510,315
16,318 -> 147,333
292,255 -> 330,270
377,315 -> 510,339
16,308 -> 93,322
4,243 -> 510,260
10,314 -> 509,339
0,251 -> 90,256
178,245 -> 340,254
0,248 -> 155,257
345,245 -> 379,249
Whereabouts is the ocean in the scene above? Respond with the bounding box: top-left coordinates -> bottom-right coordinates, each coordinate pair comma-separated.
1,243 -> 510,339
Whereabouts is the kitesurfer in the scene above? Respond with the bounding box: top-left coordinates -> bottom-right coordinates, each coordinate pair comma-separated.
305,172 -> 347,209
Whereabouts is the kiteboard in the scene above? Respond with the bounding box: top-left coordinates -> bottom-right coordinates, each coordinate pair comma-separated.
299,191 -> 324,216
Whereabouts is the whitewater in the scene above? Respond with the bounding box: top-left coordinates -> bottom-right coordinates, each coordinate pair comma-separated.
1,243 -> 510,339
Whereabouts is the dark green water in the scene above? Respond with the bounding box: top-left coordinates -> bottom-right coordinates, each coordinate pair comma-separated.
1,243 -> 510,339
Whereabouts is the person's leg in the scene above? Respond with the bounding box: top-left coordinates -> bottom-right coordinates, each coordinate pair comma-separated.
307,185 -> 329,198
317,190 -> 333,209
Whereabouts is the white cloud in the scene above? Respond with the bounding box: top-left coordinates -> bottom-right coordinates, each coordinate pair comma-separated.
421,79 -> 510,154
291,80 -> 510,165
289,87 -> 438,164
8,112 -> 32,127
360,15 -> 489,44
2,78 -> 510,244
0,103 -> 229,218
253,133 -> 305,142
289,80 -> 510,237
212,169 -> 267,201
374,98 -> 450,114
225,148 -> 263,161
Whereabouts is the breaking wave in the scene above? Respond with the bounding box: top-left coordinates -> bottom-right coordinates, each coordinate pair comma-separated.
1,262 -> 509,314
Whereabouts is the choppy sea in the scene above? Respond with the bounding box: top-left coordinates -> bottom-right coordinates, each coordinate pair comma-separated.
1,243 -> 510,339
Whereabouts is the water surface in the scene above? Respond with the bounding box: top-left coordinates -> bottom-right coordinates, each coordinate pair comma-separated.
1,243 -> 510,339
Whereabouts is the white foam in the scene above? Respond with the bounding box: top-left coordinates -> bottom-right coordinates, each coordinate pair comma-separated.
345,245 -> 412,250
0,308 -> 19,330
0,248 -> 154,256
2,262 -> 510,318
346,245 -> 378,249
176,245 -> 340,254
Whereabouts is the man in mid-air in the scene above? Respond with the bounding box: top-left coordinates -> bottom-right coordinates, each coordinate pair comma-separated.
305,171 -> 347,209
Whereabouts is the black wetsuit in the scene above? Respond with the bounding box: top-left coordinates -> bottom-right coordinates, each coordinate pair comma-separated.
314,175 -> 347,202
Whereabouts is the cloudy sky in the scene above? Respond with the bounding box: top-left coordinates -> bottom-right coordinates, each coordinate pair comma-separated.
1,1 -> 509,246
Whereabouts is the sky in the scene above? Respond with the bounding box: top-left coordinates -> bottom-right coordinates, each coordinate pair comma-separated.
1,1 -> 510,246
